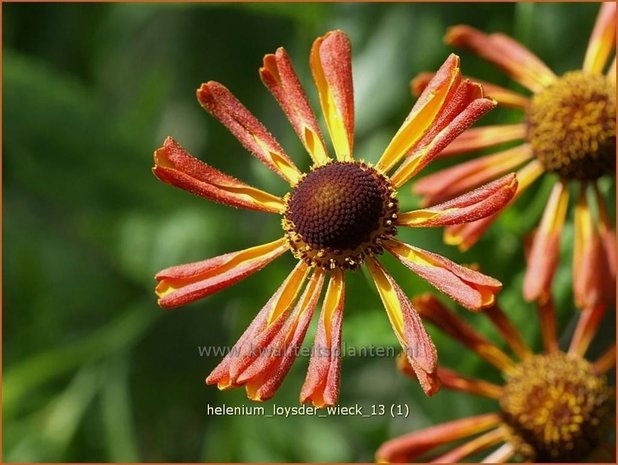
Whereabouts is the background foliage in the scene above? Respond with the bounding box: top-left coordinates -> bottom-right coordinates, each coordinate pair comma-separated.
4,2 -> 614,462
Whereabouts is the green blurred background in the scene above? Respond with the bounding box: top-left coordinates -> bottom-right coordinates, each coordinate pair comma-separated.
4,2 -> 614,462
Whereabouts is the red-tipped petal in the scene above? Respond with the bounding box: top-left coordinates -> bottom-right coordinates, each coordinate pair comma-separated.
155,238 -> 288,308
594,184 -> 616,280
523,180 -> 569,302
390,97 -> 496,188
411,72 -> 530,109
386,240 -> 502,311
375,413 -> 502,463
583,2 -> 617,74
153,137 -> 285,213
310,30 -> 354,161
300,269 -> 345,407
241,269 -> 326,401
260,48 -> 330,165
445,159 -> 544,251
439,123 -> 527,158
376,54 -> 464,174
445,25 -> 556,92
196,81 -> 301,185
400,173 -> 517,227
573,184 -> 614,311
206,261 -> 309,389
414,144 -> 531,206
366,258 -> 439,396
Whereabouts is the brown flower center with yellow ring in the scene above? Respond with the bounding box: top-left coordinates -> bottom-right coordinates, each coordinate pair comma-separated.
527,71 -> 616,180
500,352 -> 612,462
282,161 -> 398,270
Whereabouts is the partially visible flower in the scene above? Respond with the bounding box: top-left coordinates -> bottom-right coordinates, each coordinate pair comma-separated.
376,294 -> 615,463
412,4 -> 616,311
153,31 -> 516,407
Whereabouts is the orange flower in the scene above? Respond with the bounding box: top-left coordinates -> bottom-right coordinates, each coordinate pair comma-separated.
377,294 -> 615,463
412,4 -> 616,311
153,31 -> 517,407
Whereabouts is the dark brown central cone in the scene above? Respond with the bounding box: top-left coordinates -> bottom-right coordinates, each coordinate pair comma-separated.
286,162 -> 387,251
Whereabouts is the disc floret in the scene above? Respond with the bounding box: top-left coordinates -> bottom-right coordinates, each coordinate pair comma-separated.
283,161 -> 399,270
500,352 -> 612,462
527,71 -> 616,180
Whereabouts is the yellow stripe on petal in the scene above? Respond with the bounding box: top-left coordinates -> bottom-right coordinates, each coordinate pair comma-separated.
322,269 -> 344,344
260,50 -> 331,166
574,184 -> 592,262
154,137 -> 286,213
366,258 -> 404,342
303,126 -> 330,166
266,261 -> 310,325
155,238 -> 288,308
300,269 -> 345,407
376,55 -> 460,174
523,180 -> 568,302
310,31 -> 354,162
252,135 -> 302,186
367,258 -> 439,395
283,268 -> 325,343
583,2 -> 617,74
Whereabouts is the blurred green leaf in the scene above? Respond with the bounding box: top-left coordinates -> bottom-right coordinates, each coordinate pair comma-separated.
4,304 -> 156,419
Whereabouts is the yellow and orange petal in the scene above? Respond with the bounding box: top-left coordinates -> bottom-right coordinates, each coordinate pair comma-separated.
310,30 -> 354,161
573,184 -> 615,311
413,144 -> 531,206
389,96 -> 496,189
260,47 -> 330,166
412,72 -> 530,109
583,2 -> 617,74
430,428 -> 505,463
155,238 -> 288,308
401,173 -> 517,227
376,54 -> 463,174
523,180 -> 569,302
483,303 -> 531,360
153,137 -> 285,213
386,240 -> 501,311
196,81 -> 301,185
568,303 -> 610,357
445,25 -> 556,92
300,269 -> 345,407
366,257 -> 439,395
375,413 -> 502,463
444,159 -> 545,251
240,269 -> 325,401
206,261 -> 310,391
